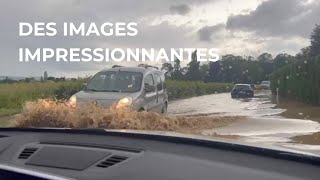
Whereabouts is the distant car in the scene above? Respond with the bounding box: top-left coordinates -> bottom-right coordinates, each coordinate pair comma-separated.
231,84 -> 254,98
260,81 -> 270,89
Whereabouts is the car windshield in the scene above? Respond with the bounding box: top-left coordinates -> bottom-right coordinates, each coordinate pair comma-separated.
86,71 -> 143,93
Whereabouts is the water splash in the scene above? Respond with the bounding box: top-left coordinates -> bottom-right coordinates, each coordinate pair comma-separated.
13,99 -> 242,134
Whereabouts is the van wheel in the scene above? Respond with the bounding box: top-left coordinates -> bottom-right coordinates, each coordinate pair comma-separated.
162,103 -> 167,114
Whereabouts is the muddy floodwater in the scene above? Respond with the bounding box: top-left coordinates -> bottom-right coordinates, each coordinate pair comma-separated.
168,90 -> 320,153
4,90 -> 320,153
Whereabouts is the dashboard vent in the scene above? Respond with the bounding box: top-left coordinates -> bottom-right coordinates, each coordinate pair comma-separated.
96,155 -> 128,168
18,148 -> 38,159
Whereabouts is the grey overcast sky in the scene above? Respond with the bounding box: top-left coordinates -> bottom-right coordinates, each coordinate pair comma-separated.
0,0 -> 319,77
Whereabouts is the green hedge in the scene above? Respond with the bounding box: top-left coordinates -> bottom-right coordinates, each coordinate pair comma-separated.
270,56 -> 320,105
0,81 -> 83,113
166,80 -> 232,100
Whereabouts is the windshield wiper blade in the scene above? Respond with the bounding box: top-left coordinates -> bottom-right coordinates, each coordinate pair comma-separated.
94,90 -> 121,92
86,89 -> 121,92
85,88 -> 99,92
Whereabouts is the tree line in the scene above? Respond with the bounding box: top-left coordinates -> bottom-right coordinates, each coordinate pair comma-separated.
162,25 -> 320,87
162,50 -> 289,84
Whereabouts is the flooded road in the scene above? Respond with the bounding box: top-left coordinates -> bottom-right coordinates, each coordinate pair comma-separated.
7,90 -> 320,153
168,90 -> 320,152
169,90 -> 285,117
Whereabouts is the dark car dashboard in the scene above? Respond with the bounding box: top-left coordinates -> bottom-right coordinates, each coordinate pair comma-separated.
0,128 -> 319,180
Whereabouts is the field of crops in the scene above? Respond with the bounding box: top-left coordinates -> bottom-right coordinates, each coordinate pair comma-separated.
0,80 -> 232,117
0,81 -> 83,116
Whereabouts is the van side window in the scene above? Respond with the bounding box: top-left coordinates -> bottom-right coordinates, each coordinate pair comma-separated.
155,74 -> 163,91
144,74 -> 155,91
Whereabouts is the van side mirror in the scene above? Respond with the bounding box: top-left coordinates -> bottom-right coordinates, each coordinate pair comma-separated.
145,84 -> 155,93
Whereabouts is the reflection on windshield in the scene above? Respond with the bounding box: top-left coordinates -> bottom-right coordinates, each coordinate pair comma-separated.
86,71 -> 143,93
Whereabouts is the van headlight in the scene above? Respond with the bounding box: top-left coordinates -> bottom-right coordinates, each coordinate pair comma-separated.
69,95 -> 77,107
116,97 -> 133,109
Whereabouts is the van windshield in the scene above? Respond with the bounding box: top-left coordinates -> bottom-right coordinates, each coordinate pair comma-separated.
86,71 -> 143,93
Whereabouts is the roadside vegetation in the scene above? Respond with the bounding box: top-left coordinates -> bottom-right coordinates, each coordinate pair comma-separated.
271,56 -> 320,105
167,80 -> 232,100
0,81 -> 83,116
270,25 -> 320,105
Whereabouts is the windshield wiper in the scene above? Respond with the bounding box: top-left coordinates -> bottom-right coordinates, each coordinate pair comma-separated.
86,89 -> 122,92
101,90 -> 121,92
85,88 -> 100,92
94,90 -> 121,92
